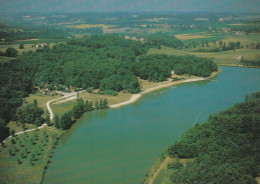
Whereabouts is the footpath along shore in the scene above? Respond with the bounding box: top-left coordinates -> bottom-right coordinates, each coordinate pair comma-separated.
110,77 -> 204,108
110,68 -> 221,108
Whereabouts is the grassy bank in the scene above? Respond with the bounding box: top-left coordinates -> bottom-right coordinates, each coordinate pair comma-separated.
144,157 -> 193,184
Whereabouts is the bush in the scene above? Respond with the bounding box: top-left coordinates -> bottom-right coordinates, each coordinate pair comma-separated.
86,88 -> 94,93
5,47 -> 18,57
104,89 -> 118,96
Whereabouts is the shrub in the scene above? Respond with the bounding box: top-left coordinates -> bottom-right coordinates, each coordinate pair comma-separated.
104,89 -> 118,96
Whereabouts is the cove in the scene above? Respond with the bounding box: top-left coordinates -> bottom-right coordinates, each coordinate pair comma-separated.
43,66 -> 260,184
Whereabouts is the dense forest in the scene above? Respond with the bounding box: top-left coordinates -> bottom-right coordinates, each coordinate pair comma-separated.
136,54 -> 217,81
167,92 -> 260,184
0,35 -> 217,141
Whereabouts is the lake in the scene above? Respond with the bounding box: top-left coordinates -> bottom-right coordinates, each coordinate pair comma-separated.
43,66 -> 260,184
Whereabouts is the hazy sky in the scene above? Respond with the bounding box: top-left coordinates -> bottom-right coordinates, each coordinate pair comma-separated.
1,0 -> 260,13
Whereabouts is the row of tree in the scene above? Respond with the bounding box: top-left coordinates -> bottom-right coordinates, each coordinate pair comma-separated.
54,98 -> 108,130
241,57 -> 260,67
167,92 -> 260,183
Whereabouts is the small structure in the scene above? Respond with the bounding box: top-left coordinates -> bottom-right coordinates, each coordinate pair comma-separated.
237,56 -> 242,61
93,89 -> 100,93
36,44 -> 47,48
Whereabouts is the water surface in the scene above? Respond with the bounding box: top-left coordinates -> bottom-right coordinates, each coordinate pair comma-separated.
44,66 -> 260,184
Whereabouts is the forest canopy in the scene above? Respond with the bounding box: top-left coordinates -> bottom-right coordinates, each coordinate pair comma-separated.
0,35 -> 217,141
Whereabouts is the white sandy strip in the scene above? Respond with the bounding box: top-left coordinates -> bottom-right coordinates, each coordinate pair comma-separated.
110,94 -> 142,108
110,78 -> 205,109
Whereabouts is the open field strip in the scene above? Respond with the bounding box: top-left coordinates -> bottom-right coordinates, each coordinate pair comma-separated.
66,24 -> 109,29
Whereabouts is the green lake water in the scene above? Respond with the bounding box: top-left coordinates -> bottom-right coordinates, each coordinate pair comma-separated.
44,66 -> 260,184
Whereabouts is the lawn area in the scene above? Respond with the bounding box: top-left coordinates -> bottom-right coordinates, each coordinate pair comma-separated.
0,126 -> 62,184
24,93 -> 61,113
51,91 -> 133,117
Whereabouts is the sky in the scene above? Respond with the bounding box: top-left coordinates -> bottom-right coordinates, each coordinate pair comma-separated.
1,0 -> 260,13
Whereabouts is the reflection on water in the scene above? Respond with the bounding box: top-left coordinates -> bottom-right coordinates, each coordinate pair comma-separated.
94,109 -> 108,120
44,67 -> 260,184
61,110 -> 108,145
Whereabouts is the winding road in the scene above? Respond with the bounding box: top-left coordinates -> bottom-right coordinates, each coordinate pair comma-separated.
2,90 -> 84,144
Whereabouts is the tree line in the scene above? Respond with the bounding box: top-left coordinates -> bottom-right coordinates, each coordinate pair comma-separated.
241,57 -> 260,67
167,92 -> 260,184
54,98 -> 108,130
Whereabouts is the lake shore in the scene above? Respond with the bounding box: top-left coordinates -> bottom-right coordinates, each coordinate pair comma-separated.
110,68 -> 222,109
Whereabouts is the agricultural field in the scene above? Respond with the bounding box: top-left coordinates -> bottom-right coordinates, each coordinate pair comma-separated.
7,121 -> 37,134
149,31 -> 260,66
149,46 -> 260,65
0,126 -> 62,184
66,24 -> 109,29
175,33 -> 213,41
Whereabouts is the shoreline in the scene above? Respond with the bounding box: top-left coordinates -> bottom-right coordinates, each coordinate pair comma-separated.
110,68 -> 222,109
218,64 -> 260,68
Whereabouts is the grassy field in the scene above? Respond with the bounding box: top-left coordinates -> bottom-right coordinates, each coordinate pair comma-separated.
221,33 -> 260,46
7,121 -> 37,133
148,45 -> 260,65
0,42 -> 56,54
175,33 -> 213,40
0,126 -> 62,184
51,91 -> 132,117
24,93 -> 61,113
66,24 -> 109,29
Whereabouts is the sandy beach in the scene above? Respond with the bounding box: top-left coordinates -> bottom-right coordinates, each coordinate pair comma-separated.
110,77 -> 205,108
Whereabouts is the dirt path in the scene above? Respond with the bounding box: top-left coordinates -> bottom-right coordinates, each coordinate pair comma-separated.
47,90 -> 85,120
3,123 -> 47,143
148,157 -> 171,184
2,91 -> 85,144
